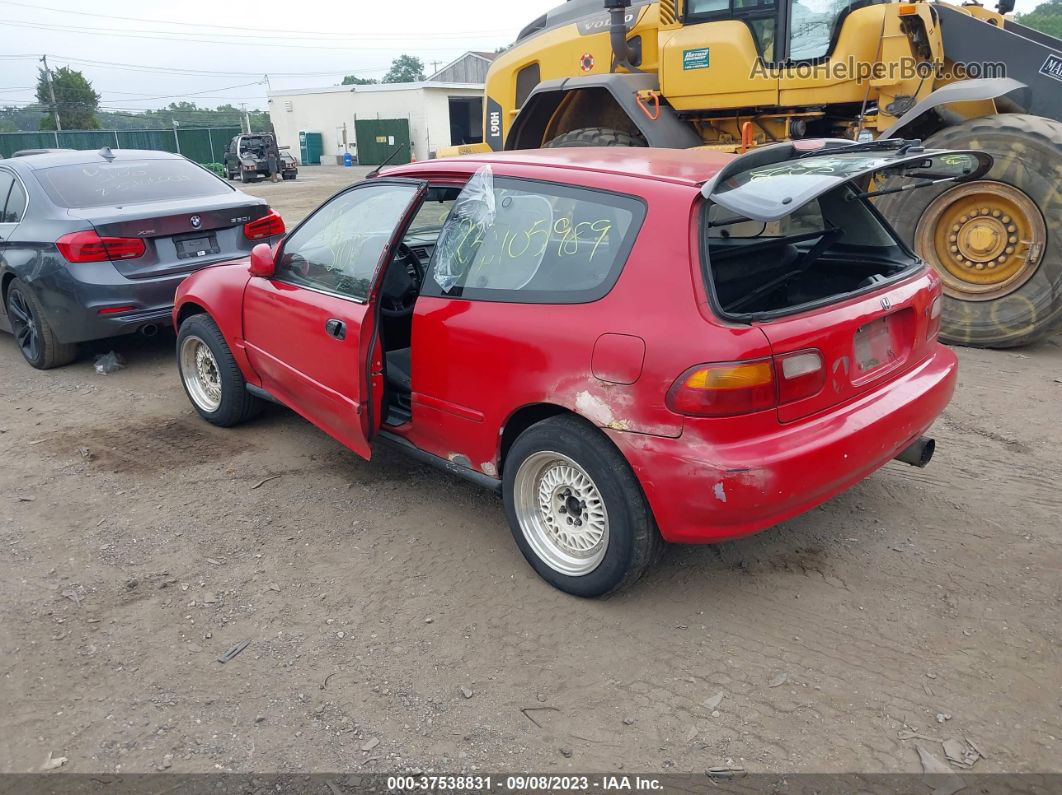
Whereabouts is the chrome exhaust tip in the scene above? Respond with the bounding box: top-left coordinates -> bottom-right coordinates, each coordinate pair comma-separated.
139,323 -> 159,338
895,437 -> 935,468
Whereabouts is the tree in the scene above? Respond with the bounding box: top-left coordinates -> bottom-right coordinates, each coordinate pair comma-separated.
342,74 -> 378,85
1017,0 -> 1062,38
36,66 -> 100,130
383,55 -> 426,84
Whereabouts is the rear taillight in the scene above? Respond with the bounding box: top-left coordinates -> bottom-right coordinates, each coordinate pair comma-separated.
667,360 -> 776,417
927,294 -> 943,340
243,210 -> 285,240
776,350 -> 825,405
667,350 -> 825,418
56,230 -> 146,263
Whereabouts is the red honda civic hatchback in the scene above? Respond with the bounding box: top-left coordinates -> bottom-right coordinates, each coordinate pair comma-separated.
173,141 -> 988,596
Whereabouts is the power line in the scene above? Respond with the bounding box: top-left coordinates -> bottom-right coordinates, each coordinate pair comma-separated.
0,0 -> 512,40
1,97 -> 268,111
95,81 -> 264,105
1,53 -> 392,78
3,19 -> 500,52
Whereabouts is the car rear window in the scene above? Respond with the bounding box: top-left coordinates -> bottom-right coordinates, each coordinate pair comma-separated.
423,168 -> 646,304
33,159 -> 232,209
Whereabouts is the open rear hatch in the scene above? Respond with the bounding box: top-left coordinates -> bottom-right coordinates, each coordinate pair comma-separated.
701,140 -> 991,421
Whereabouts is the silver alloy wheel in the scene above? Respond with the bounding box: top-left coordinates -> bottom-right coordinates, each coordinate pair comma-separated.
513,451 -> 609,576
180,335 -> 223,413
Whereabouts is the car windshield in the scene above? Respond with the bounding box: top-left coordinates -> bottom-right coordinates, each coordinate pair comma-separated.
406,187 -> 459,236
34,159 -> 232,209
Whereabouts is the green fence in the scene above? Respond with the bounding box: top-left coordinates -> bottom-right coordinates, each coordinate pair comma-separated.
0,127 -> 242,164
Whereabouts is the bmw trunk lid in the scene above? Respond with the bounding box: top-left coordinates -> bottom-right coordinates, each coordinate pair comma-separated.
67,195 -> 270,279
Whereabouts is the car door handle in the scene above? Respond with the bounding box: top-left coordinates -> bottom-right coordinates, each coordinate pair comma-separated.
325,318 -> 346,340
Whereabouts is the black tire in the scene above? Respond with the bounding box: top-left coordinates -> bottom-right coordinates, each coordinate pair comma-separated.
240,171 -> 252,184
544,127 -> 647,148
876,114 -> 1062,348
4,278 -> 77,369
502,415 -> 663,597
176,314 -> 262,427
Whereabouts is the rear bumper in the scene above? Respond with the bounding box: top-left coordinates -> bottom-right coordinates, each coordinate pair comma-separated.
28,263 -> 192,344
608,347 -> 958,544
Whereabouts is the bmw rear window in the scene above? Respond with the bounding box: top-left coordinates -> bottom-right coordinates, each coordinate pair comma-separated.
34,159 -> 232,209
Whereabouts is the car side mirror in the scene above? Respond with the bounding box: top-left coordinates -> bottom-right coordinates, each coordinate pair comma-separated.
249,243 -> 276,278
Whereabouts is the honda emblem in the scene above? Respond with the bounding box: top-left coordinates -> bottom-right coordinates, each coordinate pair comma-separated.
881,297 -> 892,311
190,215 -> 202,229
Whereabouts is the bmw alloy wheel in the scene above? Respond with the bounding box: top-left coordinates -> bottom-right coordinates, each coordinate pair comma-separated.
7,289 -> 41,363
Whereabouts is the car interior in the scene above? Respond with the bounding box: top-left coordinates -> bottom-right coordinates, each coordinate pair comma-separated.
378,185 -> 462,426
705,183 -> 919,318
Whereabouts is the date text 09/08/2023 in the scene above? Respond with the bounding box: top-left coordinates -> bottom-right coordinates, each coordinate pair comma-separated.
386,774 -> 666,792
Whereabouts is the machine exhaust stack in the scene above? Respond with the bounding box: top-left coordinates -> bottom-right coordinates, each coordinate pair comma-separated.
604,0 -> 641,72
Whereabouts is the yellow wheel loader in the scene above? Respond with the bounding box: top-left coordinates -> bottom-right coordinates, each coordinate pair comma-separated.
469,0 -> 1062,347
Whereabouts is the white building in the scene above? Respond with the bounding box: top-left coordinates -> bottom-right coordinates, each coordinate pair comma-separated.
267,53 -> 495,165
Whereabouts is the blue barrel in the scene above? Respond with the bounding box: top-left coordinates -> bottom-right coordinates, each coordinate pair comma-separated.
343,152 -> 354,167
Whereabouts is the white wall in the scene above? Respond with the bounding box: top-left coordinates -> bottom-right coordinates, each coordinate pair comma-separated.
267,83 -> 484,165
268,88 -> 355,165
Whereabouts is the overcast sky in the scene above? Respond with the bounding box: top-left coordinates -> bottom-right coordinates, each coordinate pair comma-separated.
0,0 -> 560,112
0,0 -> 1049,114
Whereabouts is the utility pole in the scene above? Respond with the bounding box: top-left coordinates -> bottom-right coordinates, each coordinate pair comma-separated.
430,60 -> 442,76
40,54 -> 62,131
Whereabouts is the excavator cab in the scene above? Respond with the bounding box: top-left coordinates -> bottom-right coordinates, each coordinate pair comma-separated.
683,0 -> 875,63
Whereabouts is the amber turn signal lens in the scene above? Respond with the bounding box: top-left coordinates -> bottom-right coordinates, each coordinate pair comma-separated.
668,359 -> 776,417
683,362 -> 774,390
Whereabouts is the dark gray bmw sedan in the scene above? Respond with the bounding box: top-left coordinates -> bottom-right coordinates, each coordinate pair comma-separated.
0,148 -> 284,369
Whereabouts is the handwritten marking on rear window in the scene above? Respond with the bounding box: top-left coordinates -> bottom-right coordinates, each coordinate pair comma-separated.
80,165 -> 194,199
451,216 -> 615,266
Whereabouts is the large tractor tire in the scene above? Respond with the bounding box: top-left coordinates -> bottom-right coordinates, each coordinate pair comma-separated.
544,127 -> 647,148
877,114 -> 1062,348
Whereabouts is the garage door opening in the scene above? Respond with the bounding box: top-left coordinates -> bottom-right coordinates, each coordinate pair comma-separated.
448,97 -> 484,146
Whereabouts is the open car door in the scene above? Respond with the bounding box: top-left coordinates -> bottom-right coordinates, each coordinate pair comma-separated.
242,178 -> 428,459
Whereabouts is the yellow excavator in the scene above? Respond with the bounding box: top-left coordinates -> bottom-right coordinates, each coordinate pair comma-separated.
456,0 -> 1062,347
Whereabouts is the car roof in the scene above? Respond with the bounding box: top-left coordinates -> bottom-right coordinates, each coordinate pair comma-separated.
385,147 -> 736,188
3,148 -> 185,171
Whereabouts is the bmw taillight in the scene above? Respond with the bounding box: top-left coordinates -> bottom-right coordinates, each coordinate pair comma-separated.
243,210 -> 285,241
667,350 -> 825,418
56,230 -> 146,263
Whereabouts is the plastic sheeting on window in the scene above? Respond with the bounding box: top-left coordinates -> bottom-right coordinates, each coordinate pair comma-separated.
432,165 -> 495,293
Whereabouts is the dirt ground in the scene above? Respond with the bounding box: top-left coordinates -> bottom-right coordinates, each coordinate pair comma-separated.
1,165 -> 1060,777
